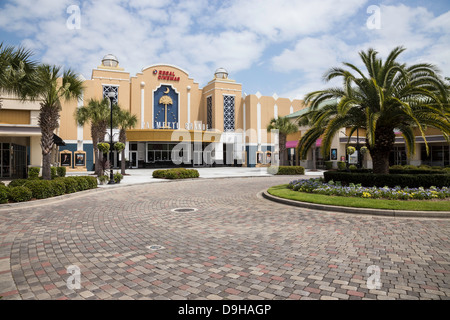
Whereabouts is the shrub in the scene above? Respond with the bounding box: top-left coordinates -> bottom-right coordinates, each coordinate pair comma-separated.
113,172 -> 123,183
268,166 -> 305,175
57,166 -> 66,178
83,176 -> 98,189
97,142 -> 110,154
23,180 -> 54,199
347,146 -> 356,155
164,168 -> 199,179
114,142 -> 125,153
324,171 -> 450,188
28,167 -> 40,179
8,186 -> 32,202
390,165 -> 404,170
50,179 -> 66,196
348,165 -> 357,170
73,176 -> 89,191
403,165 -> 417,170
152,170 -> 167,179
324,161 -> 333,170
0,181 -> 4,186
389,168 -> 446,175
0,185 -> 8,204
7,179 -> 29,188
444,167 -> 450,174
50,167 -> 58,179
153,168 -> 200,179
337,161 -> 347,170
98,175 -> 109,184
61,177 -> 79,193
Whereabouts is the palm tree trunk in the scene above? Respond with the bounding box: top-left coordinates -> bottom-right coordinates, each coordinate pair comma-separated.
38,103 -> 59,180
370,127 -> 395,174
91,127 -> 102,176
121,149 -> 126,175
120,129 -> 126,175
40,131 -> 53,180
279,134 -> 287,166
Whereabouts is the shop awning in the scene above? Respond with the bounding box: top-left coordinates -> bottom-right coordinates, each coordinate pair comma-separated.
286,140 -> 299,148
316,138 -> 322,147
53,133 -> 66,146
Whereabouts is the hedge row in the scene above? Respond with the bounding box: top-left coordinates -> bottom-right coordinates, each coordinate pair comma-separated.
267,166 -> 305,175
0,176 -> 98,204
324,171 -> 450,188
152,168 -> 200,179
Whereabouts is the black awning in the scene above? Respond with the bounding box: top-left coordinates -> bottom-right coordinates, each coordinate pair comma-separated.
53,133 -> 66,146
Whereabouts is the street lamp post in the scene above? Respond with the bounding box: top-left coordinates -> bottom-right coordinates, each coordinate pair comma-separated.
107,92 -> 115,185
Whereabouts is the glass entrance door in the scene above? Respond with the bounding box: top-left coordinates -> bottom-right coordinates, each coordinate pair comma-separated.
129,151 -> 138,168
0,143 -> 11,178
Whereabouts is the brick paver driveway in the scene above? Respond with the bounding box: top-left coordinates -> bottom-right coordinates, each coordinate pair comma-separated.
1,176 -> 449,300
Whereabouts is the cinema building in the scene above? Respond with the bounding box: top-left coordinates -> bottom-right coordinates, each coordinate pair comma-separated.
0,54 -> 449,178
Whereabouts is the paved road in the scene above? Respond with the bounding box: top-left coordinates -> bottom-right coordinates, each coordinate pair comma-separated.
1,176 -> 449,300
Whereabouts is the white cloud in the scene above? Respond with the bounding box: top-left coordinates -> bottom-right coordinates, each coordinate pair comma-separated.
214,0 -> 368,41
273,3 -> 450,99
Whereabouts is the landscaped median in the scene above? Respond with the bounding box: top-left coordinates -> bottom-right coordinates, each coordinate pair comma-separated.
152,168 -> 200,179
265,180 -> 450,217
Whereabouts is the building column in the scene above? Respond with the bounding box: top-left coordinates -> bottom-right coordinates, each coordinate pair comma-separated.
187,86 -> 191,125
140,81 -> 145,129
30,136 -> 42,167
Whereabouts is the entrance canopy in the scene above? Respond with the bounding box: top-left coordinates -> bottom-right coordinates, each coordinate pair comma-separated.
286,140 -> 298,148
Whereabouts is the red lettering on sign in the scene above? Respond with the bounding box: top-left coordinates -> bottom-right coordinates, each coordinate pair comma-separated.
156,70 -> 180,81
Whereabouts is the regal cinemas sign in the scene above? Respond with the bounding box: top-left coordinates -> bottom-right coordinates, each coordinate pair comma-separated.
153,69 -> 180,81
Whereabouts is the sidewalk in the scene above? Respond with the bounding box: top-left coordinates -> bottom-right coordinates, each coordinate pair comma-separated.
66,167 -> 325,187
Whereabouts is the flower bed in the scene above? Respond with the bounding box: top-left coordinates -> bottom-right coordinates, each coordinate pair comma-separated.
288,178 -> 450,200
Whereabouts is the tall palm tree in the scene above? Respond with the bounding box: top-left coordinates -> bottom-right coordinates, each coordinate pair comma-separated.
35,64 -> 84,180
298,47 -> 450,174
75,98 -> 111,176
267,116 -> 298,166
115,108 -> 138,175
0,42 -> 38,106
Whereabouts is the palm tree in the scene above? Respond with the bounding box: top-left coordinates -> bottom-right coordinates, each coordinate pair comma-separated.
75,98 -> 111,176
0,42 -> 38,106
34,64 -> 84,180
267,116 -> 298,166
115,108 -> 138,175
298,47 -> 450,174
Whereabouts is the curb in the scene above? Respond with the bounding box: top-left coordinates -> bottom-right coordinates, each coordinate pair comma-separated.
262,190 -> 450,219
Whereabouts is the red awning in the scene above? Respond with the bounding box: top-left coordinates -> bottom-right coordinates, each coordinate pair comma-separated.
286,140 -> 299,148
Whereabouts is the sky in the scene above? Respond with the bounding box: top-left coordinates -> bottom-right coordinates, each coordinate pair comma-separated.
0,0 -> 449,100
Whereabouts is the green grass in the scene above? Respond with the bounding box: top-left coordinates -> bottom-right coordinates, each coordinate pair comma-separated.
268,184 -> 450,211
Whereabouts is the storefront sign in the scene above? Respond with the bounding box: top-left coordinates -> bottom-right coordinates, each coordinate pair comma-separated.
154,70 -> 180,82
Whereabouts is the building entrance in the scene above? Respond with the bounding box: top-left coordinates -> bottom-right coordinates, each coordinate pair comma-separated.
0,143 -> 27,179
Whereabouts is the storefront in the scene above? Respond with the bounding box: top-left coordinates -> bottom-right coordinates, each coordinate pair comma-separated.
52,55 -> 305,170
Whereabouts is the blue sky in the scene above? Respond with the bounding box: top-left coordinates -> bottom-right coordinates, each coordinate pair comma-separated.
1,0 -> 449,100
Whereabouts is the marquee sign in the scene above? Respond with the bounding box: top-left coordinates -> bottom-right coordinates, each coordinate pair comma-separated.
153,70 -> 180,82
